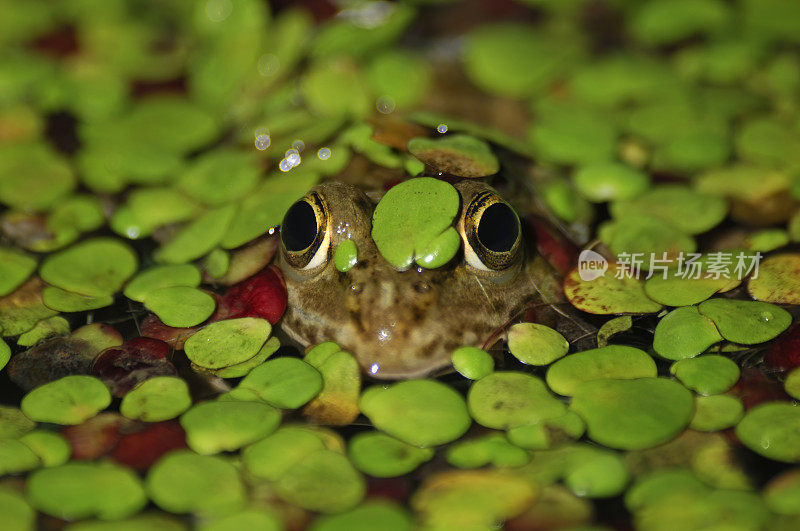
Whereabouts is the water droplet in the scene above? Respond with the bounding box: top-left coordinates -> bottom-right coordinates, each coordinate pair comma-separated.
257,54 -> 280,78
376,96 -> 395,114
205,0 -> 232,22
437,123 -> 448,134
760,311 -> 773,322
317,147 -> 331,160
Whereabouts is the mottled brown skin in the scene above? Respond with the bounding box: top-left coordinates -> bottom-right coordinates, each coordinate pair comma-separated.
278,180 -> 562,379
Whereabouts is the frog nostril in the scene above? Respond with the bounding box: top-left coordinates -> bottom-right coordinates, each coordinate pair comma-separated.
413,281 -> 431,293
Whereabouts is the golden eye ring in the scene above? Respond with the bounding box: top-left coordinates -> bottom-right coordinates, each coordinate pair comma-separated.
463,191 -> 522,271
280,191 -> 330,270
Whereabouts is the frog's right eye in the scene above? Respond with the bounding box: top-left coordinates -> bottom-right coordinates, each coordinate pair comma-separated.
280,192 -> 330,270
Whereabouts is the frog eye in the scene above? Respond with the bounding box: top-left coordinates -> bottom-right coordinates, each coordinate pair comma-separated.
280,192 -> 330,270
462,191 -> 521,271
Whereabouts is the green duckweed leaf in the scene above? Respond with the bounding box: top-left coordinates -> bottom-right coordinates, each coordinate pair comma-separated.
0,278 -> 57,337
16,316 -> 70,347
349,431 -> 435,477
42,286 -> 114,312
111,187 -> 199,240
198,508 -> 283,531
599,215 -> 696,260
212,336 -> 281,379
275,449 -> 365,514
236,357 -> 323,409
21,375 -> 111,425
597,315 -> 633,347
508,322 -> 569,366
670,355 -> 740,395
764,469 -> 800,516
625,469 -> 710,512
368,50 -> 431,109
0,487 -> 34,531
243,427 -> 328,481
407,134 -> 499,178
0,247 -> 36,297
184,318 -> 271,370
698,298 -> 791,344
120,376 -> 192,422
748,253 -> 800,304
0,143 -> 75,212
546,345 -> 657,396
124,264 -> 201,302
0,405 -> 35,439
653,306 -> 723,360
27,462 -> 146,520
690,395 -> 744,432
506,412 -> 585,450
564,262 -> 663,314
180,400 -> 280,455
445,433 -> 529,469
18,429 -> 70,467
0,439 -> 39,475
146,450 -> 246,517
177,148 -> 260,206
631,0 -> 731,46
155,205 -> 236,264
742,228 -> 789,252
785,368 -> 800,400
451,346 -> 494,380
611,185 -> 728,235
573,163 -> 649,203
0,338 -> 9,371
204,248 -> 230,279
334,239 -> 359,273
303,347 -> 361,425
645,271 -> 732,306
468,371 -> 566,430
371,177 -> 460,270
301,58 -> 371,118
39,238 -> 138,297
309,500 -> 414,531
736,402 -> 800,462
360,379 -> 471,447
530,101 -> 617,165
570,378 -> 694,450
144,286 -> 216,328
559,444 -> 630,498
119,96 -> 220,154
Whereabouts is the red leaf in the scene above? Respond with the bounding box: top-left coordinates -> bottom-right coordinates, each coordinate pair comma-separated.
110,421 -> 187,472
220,266 -> 287,324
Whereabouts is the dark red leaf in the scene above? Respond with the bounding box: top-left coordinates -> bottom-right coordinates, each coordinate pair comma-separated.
220,265 -> 287,324
110,421 -> 187,472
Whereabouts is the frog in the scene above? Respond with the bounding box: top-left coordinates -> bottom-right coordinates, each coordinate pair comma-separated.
277,176 -> 564,379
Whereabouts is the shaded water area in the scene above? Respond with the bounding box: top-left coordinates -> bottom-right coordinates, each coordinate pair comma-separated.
2,0 -> 800,529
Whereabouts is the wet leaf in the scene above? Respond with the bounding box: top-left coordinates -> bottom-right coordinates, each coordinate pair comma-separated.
243,426 -> 327,481
334,239 -> 359,273
303,345 -> 361,425
596,315 -> 633,347
407,134 -> 498,178
309,500 -> 414,531
445,433 -> 529,469
236,357 -> 323,409
546,345 -> 657,396
670,355 -> 740,395
18,430 -> 70,468
508,322 -> 569,366
16,316 -> 69,347
0,142 -> 75,212
451,346 -> 494,380
0,247 -> 36,297
570,378 -> 694,450
349,431 -> 434,477
530,101 -> 617,165
0,277 -> 58,337
123,264 -> 201,303
92,337 -> 175,397
735,402 -> 800,462
180,400 -> 280,455
748,253 -> 800,304
219,267 -> 287,325
27,462 -> 146,520
146,450 -> 246,517
144,286 -> 216,328
0,487 -> 34,531
275,449 -> 365,514
371,177 -> 460,270
764,469 -> 800,515
184,317 -> 271,370
573,163 -> 649,203
690,395 -> 744,432
698,298 -> 791,344
468,371 -> 566,429
653,306 -> 723,360
120,376 -> 191,422
155,205 -> 236,265
177,148 -> 260,206
564,262 -> 663,314
21,375 -> 111,425
0,439 -> 40,475
42,286 -> 114,312
109,421 -> 187,473
40,238 -> 138,297
361,379 -> 470,447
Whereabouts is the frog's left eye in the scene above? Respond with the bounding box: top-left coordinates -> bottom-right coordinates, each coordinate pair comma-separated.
280,192 -> 330,270
462,191 -> 521,271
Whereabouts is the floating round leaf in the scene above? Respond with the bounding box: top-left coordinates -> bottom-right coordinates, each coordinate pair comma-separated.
123,264 -> 201,302
653,306 -> 723,361
275,449 -> 365,514
0,142 -> 75,212
508,322 -> 569,366
625,469 -> 710,512
19,430 -> 70,467
690,395 -> 744,432
445,433 -> 529,469
144,286 -> 216,328
21,375 -> 111,425
213,336 -> 281,379
303,348 -> 361,426
407,134 -> 499,178
564,263 -> 663,314
0,406 -> 36,439
184,317 -> 271,370
16,316 -> 70,348
371,177 -> 460,270
611,185 -> 727,235
198,508 -> 283,531
0,338 -> 9,371
764,469 -> 800,515
243,427 -> 328,481
180,400 -> 280,455
506,412 -> 585,450
0,439 -> 39,475
348,431 -> 435,477
561,444 -> 630,498
146,450 -> 246,517
120,376 -> 192,422
529,102 -> 617,165
786,368 -> 800,400
42,286 -> 114,312
27,462 -> 146,520
600,215 -> 696,260
360,379 -> 471,447
546,345 -> 656,396
177,148 -> 260,206
237,357 -> 323,409
570,378 -> 694,450
155,205 -> 236,265
40,238 -> 138,297
301,58 -> 370,118
748,253 -> 800,304
334,240 -> 358,273
645,272 -> 731,307
0,277 -> 57,337
670,355 -> 740,395
309,500 -> 414,531
451,346 -> 494,380
0,247 -> 36,297
736,402 -> 800,462
698,298 -> 791,344
0,487 -> 34,531
468,371 -> 566,429
573,163 -> 649,203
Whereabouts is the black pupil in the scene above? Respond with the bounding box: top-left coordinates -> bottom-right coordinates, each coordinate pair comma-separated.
282,200 -> 318,252
477,202 -> 518,252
